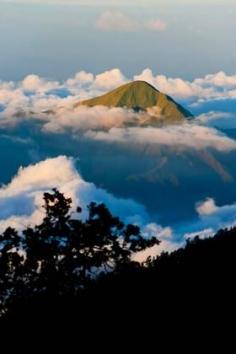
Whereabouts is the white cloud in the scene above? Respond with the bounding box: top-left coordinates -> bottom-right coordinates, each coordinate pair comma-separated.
182,197 -> 236,242
133,222 -> 185,262
21,74 -> 59,93
195,71 -> 236,88
86,125 -> 236,152
93,69 -> 126,90
134,69 -> 236,101
42,106 -> 139,133
1,156 -> 236,260
1,68 -> 236,152
134,69 -> 211,100
195,198 -> 236,226
37,108 -> 236,154
0,156 -> 143,229
196,198 -> 218,216
1,68 -> 236,259
96,11 -> 138,32
196,111 -> 236,130
0,156 -> 172,248
184,228 -> 214,241
96,11 -> 167,32
197,111 -> 233,124
66,71 -> 94,89
1,68 -> 236,121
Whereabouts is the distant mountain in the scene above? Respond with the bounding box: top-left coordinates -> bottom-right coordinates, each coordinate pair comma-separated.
77,81 -> 193,124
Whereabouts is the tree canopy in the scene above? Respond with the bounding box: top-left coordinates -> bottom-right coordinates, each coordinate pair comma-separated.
0,189 -> 159,317
1,189 -> 236,328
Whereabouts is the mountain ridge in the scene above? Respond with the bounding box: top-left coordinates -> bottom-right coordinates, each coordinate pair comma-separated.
77,80 -> 193,124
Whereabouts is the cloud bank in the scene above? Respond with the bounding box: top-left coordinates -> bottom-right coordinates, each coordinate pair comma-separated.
195,198 -> 236,227
1,155 -> 236,259
86,125 -> 236,152
0,155 -> 172,240
0,155 -> 179,259
0,156 -> 144,228
1,68 -> 236,153
134,69 -> 236,101
0,69 -> 235,260
1,68 -> 236,120
182,197 -> 236,242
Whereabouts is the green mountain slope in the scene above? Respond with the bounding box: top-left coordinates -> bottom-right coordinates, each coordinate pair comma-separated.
77,81 -> 193,124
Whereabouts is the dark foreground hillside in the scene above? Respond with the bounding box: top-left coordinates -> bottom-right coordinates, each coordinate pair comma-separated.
1,190 -> 236,332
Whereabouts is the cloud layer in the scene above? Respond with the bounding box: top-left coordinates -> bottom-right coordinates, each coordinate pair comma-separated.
86,125 -> 236,152
1,68 -> 236,153
0,155 -> 148,229
1,68 -> 236,120
134,69 -> 236,101
182,197 -> 236,242
0,155 -> 176,259
1,155 -> 236,259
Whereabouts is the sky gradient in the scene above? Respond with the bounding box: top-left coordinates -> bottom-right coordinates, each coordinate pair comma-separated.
0,1 -> 235,81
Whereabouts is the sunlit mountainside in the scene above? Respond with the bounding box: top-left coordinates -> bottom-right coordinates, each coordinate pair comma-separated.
78,80 -> 193,124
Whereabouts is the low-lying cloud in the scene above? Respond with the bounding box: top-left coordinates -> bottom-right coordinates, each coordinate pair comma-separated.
1,68 -> 236,119
1,68 -> 236,153
86,125 -> 236,152
1,155 -> 236,259
42,105 -> 139,133
183,197 -> 236,241
195,198 -> 236,225
134,69 -> 236,101
0,155 -> 172,243
1,68 -> 236,259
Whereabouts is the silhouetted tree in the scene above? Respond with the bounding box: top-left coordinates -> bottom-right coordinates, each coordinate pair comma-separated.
1,189 -> 236,327
0,189 -> 159,317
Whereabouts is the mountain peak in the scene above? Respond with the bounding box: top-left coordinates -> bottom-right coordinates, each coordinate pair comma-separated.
77,80 -> 193,124
121,80 -> 159,91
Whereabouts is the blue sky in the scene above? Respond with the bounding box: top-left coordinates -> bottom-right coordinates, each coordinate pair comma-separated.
0,1 -> 235,81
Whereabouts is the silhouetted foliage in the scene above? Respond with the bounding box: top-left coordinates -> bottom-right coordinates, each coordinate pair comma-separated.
0,189 -> 159,318
1,189 -> 236,330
